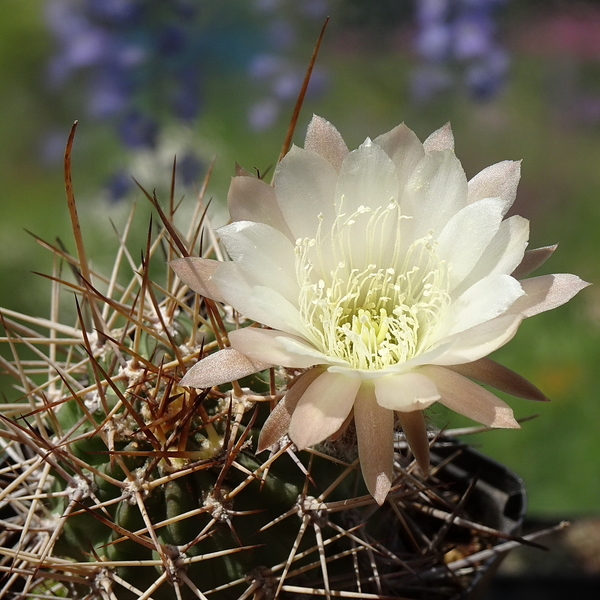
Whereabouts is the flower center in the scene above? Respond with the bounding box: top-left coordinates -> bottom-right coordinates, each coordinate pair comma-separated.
295,202 -> 450,370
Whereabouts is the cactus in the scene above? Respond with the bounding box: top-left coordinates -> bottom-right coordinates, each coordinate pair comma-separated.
1,126 -> 529,600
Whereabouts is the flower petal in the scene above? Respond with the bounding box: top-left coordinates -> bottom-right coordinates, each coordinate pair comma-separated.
439,274 -> 524,337
511,245 -> 557,279
448,357 -> 549,402
228,328 -> 329,369
423,122 -> 454,152
257,367 -> 326,452
510,274 -> 590,318
304,114 -> 349,171
467,160 -> 521,215
374,372 -> 440,411
354,383 -> 394,505
169,257 -> 225,302
274,145 -> 338,240
218,221 -> 298,303
396,410 -> 430,475
180,347 -> 271,388
228,176 -> 293,239
419,365 -> 520,428
288,371 -> 361,449
374,123 -> 425,191
436,197 -> 505,290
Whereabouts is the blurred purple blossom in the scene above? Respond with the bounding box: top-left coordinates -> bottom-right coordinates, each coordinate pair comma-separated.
412,0 -> 509,101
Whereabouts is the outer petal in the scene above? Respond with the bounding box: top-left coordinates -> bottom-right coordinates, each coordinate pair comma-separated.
374,372 -> 440,411
423,122 -> 454,152
211,262 -> 309,337
373,123 -> 425,191
509,274 -> 590,318
257,367 -> 326,452
180,347 -> 271,388
467,160 -> 521,215
274,145 -> 338,240
511,245 -> 557,279
354,383 -> 394,505
288,371 -> 361,449
419,365 -> 520,428
396,410 -> 430,475
228,328 -> 331,369
304,115 -> 349,171
436,197 -> 505,290
169,257 -> 225,302
227,176 -> 293,239
218,221 -> 298,304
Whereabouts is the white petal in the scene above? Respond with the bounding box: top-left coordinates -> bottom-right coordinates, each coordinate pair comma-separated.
511,245 -> 557,279
304,115 -> 349,171
334,139 -> 400,217
467,160 -> 521,215
217,221 -> 298,303
274,145 -> 338,240
180,347 -> 271,388
227,176 -> 293,239
228,328 -> 328,369
211,262 -> 308,336
439,273 -> 524,337
169,257 -> 225,302
509,274 -> 590,318
288,372 -> 361,449
429,313 -> 523,365
373,123 -> 425,191
374,372 -> 440,411
436,198 -> 505,290
453,216 -> 529,297
403,149 -> 468,238
419,365 -> 520,428
354,383 -> 394,505
423,122 -> 454,152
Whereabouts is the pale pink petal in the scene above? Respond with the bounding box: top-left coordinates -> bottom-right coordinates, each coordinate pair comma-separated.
453,216 -> 529,297
334,139 -> 400,218
211,262 -> 308,337
423,122 -> 454,152
404,149 -> 467,239
228,176 -> 293,239
169,257 -> 225,302
467,160 -> 521,215
439,274 -> 524,337
273,145 -> 338,240
418,365 -> 520,428
217,221 -> 298,303
429,314 -> 523,365
304,115 -> 349,171
511,245 -> 557,279
228,328 -> 329,369
509,274 -> 590,318
373,123 -> 425,190
396,410 -> 430,475
448,357 -> 548,402
374,372 -> 440,411
257,367 -> 326,452
354,383 -> 394,505
180,347 -> 271,388
288,371 -> 361,449
436,198 -> 505,290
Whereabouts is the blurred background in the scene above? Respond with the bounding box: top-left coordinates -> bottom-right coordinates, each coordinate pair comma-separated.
0,0 -> 598,521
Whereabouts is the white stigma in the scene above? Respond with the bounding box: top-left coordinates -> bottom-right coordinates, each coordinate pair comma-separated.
295,201 -> 450,370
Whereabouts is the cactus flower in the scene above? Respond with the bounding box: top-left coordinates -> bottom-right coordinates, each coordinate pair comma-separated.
171,116 -> 588,504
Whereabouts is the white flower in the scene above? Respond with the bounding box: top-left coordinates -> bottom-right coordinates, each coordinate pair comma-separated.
171,116 -> 588,504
